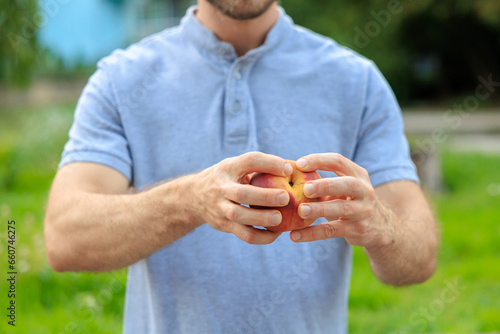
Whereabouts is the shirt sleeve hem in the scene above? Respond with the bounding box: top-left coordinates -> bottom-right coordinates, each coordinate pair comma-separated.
368,167 -> 419,188
58,151 -> 132,182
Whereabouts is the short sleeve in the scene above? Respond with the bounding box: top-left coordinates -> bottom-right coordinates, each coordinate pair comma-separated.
353,63 -> 419,187
58,61 -> 133,181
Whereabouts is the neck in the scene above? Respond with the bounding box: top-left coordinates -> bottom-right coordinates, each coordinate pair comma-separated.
196,0 -> 279,56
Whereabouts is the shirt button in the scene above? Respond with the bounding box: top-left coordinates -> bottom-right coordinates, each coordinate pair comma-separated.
232,102 -> 241,113
233,70 -> 242,80
218,46 -> 226,55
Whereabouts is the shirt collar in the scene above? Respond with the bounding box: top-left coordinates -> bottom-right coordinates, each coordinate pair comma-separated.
180,5 -> 293,62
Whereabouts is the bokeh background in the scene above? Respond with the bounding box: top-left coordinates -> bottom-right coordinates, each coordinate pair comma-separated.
1,0 -> 499,333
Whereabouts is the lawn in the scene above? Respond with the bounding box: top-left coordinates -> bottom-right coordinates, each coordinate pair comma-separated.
0,104 -> 499,333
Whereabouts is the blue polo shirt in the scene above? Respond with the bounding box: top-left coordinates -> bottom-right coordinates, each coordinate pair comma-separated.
60,6 -> 418,334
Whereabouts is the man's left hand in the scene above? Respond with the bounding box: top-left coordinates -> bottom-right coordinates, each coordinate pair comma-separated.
290,153 -> 392,248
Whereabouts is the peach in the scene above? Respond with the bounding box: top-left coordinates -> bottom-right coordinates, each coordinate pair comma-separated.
250,160 -> 321,232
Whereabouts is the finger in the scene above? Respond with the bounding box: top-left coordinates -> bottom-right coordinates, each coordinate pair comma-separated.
231,224 -> 282,245
243,172 -> 257,184
221,201 -> 283,227
303,177 -> 367,199
290,221 -> 346,243
321,195 -> 349,202
232,152 -> 293,178
225,184 -> 290,207
296,153 -> 367,178
298,200 -> 364,221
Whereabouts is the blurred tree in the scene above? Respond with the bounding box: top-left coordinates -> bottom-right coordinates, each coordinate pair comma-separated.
400,0 -> 500,101
0,0 -> 39,86
283,0 -> 500,104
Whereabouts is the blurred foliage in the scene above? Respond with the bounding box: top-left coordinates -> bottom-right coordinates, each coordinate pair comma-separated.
2,0 -> 500,103
0,0 -> 39,86
35,47 -> 97,81
284,0 -> 500,104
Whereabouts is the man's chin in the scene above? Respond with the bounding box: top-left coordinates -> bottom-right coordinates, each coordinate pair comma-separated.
206,0 -> 277,20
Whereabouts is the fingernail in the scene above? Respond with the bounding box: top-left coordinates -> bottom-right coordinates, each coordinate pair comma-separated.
299,205 -> 311,217
284,163 -> 293,175
278,192 -> 289,205
272,213 -> 282,226
297,158 -> 307,169
303,183 -> 315,196
292,231 -> 301,241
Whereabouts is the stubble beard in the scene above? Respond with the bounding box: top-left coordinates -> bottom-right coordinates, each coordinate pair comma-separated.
205,0 -> 277,20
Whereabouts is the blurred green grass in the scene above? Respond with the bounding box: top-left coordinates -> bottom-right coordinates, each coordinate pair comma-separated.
350,151 -> 500,333
0,104 -> 499,333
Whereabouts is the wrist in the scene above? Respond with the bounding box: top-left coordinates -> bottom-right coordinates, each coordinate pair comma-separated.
153,173 -> 205,228
178,173 -> 206,227
365,199 -> 397,252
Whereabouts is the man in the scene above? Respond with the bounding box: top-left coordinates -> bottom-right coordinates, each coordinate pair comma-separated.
44,0 -> 438,333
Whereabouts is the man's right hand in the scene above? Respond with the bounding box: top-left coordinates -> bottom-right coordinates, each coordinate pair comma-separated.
191,151 -> 292,244
45,152 -> 292,272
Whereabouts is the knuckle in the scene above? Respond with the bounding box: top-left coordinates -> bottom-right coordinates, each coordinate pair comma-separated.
322,224 -> 337,239
334,153 -> 344,166
366,186 -> 376,200
354,221 -> 368,235
364,205 -> 374,218
262,238 -> 275,245
341,201 -> 353,216
214,160 -> 229,174
359,167 -> 369,179
209,176 -> 225,195
315,203 -> 324,217
264,190 -> 275,206
217,219 -> 230,231
317,180 -> 329,195
211,183 -> 222,197
229,186 -> 244,202
226,205 -> 238,221
240,230 -> 257,244
346,177 -> 360,195
349,178 -> 361,195
327,179 -> 336,194
241,152 -> 258,168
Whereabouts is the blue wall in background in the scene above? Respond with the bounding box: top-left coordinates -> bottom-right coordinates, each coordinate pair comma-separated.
37,0 -> 136,67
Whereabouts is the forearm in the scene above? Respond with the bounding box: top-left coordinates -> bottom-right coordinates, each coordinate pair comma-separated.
45,174 -> 202,272
364,199 -> 438,286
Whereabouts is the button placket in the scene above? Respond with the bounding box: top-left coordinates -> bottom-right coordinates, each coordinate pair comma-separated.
225,62 -> 250,145
232,101 -> 241,113
233,70 -> 242,80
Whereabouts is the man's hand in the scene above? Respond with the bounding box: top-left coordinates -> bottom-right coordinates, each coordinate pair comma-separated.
44,152 -> 293,272
289,153 -> 438,286
289,153 -> 384,247
192,152 -> 293,245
